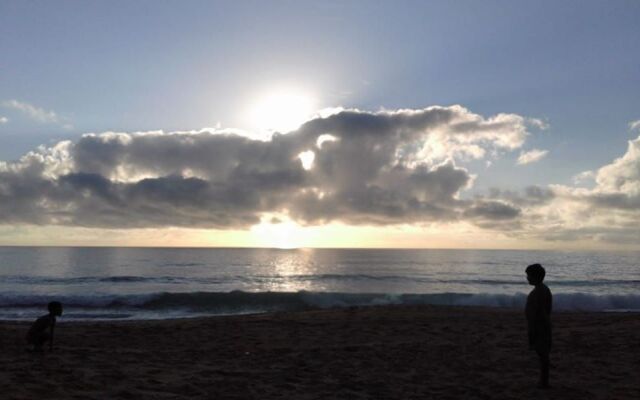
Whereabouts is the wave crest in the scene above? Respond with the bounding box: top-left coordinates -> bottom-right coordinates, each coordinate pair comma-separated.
1,291 -> 640,320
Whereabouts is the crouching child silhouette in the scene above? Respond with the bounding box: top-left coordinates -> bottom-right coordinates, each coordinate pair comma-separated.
26,301 -> 63,352
525,264 -> 552,388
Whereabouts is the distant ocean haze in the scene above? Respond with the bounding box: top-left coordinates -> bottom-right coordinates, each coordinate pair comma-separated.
0,247 -> 638,320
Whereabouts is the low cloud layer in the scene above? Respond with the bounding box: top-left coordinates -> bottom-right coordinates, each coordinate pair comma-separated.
1,105 -> 639,246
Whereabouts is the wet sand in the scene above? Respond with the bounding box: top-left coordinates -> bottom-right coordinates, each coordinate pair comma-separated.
1,305 -> 639,399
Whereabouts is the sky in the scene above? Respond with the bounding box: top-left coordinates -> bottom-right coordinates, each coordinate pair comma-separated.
1,0 -> 639,249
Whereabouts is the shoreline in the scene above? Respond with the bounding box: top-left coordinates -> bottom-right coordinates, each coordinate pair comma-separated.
2,304 -> 639,399
2,303 -> 640,324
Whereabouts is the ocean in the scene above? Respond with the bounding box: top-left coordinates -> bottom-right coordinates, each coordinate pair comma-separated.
0,247 -> 638,320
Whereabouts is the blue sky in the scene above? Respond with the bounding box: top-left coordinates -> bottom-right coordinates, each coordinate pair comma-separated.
1,1 -> 639,248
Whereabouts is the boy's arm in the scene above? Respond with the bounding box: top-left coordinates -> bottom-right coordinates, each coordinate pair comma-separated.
50,318 -> 55,351
525,291 -> 539,349
541,288 -> 552,325
528,324 -> 535,348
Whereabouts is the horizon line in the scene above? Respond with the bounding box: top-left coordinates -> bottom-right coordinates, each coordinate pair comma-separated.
0,244 -> 637,253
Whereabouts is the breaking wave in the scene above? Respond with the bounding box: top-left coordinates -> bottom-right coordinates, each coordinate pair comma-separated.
1,291 -> 639,320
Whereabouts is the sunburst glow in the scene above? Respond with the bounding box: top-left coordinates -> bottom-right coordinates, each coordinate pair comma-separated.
247,89 -> 316,134
251,220 -> 305,249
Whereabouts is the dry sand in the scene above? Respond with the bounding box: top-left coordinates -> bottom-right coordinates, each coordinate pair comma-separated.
1,305 -> 639,399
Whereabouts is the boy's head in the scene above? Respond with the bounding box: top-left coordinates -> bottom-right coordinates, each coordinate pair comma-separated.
48,301 -> 63,316
526,263 -> 545,285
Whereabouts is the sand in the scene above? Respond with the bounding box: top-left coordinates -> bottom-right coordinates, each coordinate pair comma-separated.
1,305 -> 639,399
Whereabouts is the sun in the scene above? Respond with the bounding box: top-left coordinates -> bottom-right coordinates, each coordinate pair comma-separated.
247,88 -> 316,134
250,218 -> 308,249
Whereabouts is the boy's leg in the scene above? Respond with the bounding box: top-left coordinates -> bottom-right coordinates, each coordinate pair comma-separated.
537,350 -> 550,388
34,332 -> 50,351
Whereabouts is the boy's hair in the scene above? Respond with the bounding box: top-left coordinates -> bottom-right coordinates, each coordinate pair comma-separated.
526,263 -> 545,281
48,301 -> 62,313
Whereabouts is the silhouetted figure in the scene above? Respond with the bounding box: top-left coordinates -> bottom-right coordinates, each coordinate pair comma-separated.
26,301 -> 63,352
525,264 -> 552,388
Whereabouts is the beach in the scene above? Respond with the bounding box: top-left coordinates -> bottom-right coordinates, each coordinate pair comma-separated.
2,305 -> 639,399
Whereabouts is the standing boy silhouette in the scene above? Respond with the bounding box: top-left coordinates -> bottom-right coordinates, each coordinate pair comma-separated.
525,263 -> 552,388
26,301 -> 63,352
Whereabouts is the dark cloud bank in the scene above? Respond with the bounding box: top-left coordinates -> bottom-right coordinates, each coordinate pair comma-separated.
1,105 -> 638,244
0,106 -> 528,229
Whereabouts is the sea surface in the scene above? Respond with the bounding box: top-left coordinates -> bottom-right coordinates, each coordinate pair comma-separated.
0,247 -> 638,320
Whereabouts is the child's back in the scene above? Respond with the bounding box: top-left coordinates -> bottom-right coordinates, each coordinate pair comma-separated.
27,313 -> 54,341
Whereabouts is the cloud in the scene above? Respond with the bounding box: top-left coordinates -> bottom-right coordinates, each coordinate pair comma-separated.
1,99 -> 72,128
486,186 -> 555,207
0,105 -> 533,229
2,100 -> 59,123
465,131 -> 640,245
527,118 -> 549,130
629,120 -> 640,131
517,148 -> 548,165
592,135 -> 640,195
504,135 -> 640,244
0,116 -> 8,124
572,170 -> 595,185
467,202 -> 520,219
